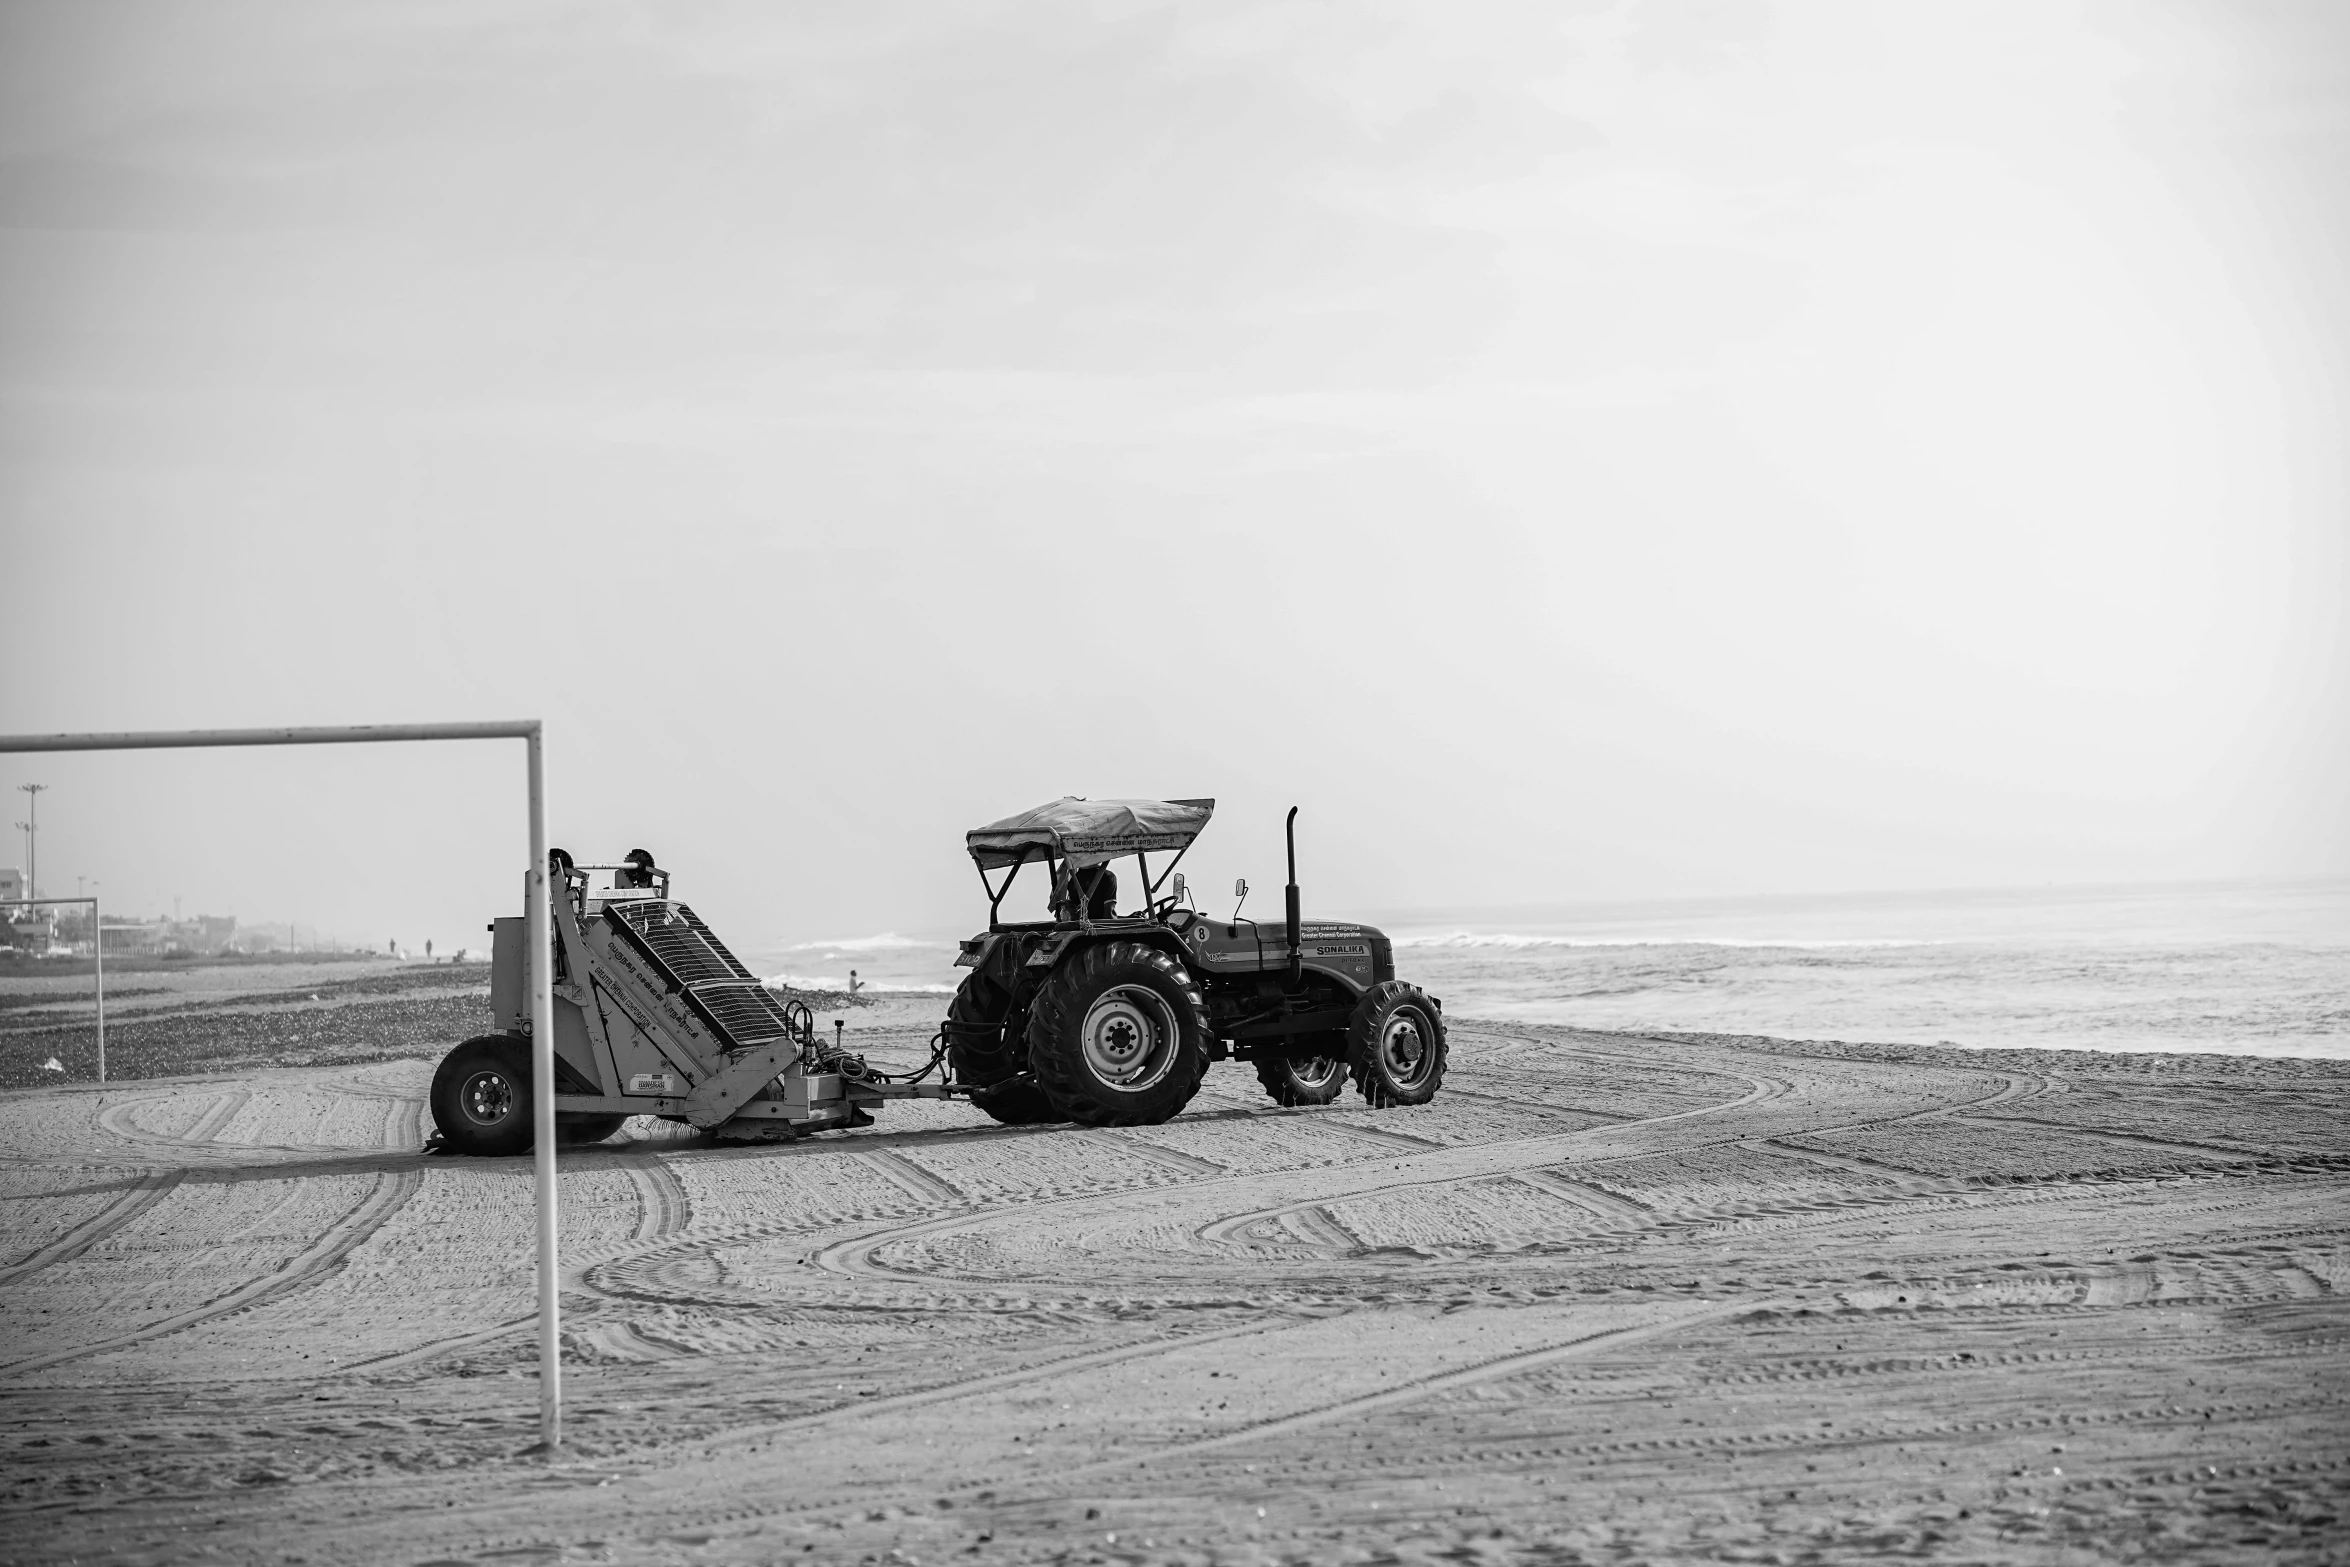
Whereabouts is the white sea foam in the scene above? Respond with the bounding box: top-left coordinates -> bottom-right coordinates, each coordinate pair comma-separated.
766,971 -> 956,995
783,932 -> 950,953
1387,911 -> 2348,1059
1391,930 -> 1928,951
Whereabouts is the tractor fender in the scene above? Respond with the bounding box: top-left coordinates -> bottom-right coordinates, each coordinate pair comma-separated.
1023,925 -> 1197,979
955,930 -> 1017,971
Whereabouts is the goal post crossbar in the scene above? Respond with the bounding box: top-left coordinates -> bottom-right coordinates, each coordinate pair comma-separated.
0,721 -> 563,1450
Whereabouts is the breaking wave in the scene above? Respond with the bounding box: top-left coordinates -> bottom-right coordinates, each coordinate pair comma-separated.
764,972 -> 956,995
783,933 -> 951,953
1391,931 -> 1929,951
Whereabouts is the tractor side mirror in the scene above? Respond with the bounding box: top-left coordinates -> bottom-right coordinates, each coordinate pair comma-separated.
1171,873 -> 1186,903
1234,878 -> 1248,898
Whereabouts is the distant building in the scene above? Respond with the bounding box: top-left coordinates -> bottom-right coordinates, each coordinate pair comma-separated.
105,914 -> 240,956
181,915 -> 238,953
3,869 -> 54,950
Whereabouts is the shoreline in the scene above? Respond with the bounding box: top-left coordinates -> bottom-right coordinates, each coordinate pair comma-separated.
2,952 -> 2343,1091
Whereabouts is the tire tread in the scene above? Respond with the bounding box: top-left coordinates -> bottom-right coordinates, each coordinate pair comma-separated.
429,1033 -> 535,1156
1028,940 -> 1210,1127
1346,982 -> 1448,1108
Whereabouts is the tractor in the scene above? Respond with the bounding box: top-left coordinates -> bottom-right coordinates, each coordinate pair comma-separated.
944,797 -> 1448,1126
423,802 -> 1446,1154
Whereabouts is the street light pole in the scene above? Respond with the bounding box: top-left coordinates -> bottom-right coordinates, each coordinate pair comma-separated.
16,783 -> 46,898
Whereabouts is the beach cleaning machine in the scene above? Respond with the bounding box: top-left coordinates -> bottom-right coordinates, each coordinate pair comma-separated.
426,853 -> 911,1155
428,799 -> 1447,1154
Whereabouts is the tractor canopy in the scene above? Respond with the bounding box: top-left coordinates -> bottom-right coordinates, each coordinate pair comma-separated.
965,797 -> 1215,870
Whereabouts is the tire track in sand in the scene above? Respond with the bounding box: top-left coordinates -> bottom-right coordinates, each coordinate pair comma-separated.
1015,1301 -> 1745,1494
581,1027 -> 1769,1305
364,1142 -> 696,1369
1188,1054 -> 1788,1254
0,1165 -> 425,1379
1511,1169 -> 1652,1222
707,1317 -> 1297,1450
662,1301 -> 1751,1542
774,1031 -> 2052,1294
828,1034 -> 2045,1279
0,1169 -> 187,1285
1213,1387 -> 2344,1485
853,1148 -> 966,1207
1065,1128 -> 1227,1176
97,1089 -> 251,1158
817,1053 -> 1787,1285
620,1145 -> 693,1244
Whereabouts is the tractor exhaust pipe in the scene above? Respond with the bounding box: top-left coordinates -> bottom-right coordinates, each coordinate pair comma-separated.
1284,806 -> 1302,988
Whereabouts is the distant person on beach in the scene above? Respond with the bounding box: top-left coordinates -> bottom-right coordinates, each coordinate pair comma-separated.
425,939 -> 433,960
848,968 -> 862,996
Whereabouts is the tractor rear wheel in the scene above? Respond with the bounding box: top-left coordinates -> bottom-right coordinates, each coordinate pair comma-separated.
1027,941 -> 1210,1126
430,1034 -> 534,1156
946,950 -> 1064,1126
1346,982 -> 1447,1107
1254,1041 -> 1349,1107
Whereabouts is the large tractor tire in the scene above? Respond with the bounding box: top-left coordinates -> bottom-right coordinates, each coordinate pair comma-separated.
1346,982 -> 1447,1108
430,1034 -> 534,1156
1027,940 -> 1210,1126
1253,1039 -> 1350,1107
945,946 -> 1063,1126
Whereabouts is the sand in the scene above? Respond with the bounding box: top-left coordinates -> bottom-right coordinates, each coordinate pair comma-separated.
1,991 -> 2345,1565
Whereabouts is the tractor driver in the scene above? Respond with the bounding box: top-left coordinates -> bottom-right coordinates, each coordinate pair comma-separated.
618,848 -> 658,889
1053,862 -> 1118,921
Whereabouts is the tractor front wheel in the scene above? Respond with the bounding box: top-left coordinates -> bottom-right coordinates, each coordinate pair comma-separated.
1346,983 -> 1447,1108
430,1034 -> 534,1156
1027,941 -> 1210,1126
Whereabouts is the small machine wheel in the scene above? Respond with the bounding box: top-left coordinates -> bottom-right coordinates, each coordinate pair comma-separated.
429,1034 -> 534,1156
1027,940 -> 1210,1126
1346,982 -> 1446,1108
557,1113 -> 629,1145
1254,1042 -> 1349,1107
946,948 -> 1065,1126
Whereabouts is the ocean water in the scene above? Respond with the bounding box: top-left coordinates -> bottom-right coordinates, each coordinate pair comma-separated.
757,879 -> 2348,1060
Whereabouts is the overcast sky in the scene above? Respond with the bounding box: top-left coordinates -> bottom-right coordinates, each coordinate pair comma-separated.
3,0 -> 2345,952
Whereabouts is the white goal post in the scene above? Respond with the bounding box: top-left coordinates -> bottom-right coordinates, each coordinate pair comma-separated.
0,722 -> 565,1449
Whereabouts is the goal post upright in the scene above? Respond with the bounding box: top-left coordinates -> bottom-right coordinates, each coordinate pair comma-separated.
0,720 -> 562,1450
524,723 -> 559,1446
